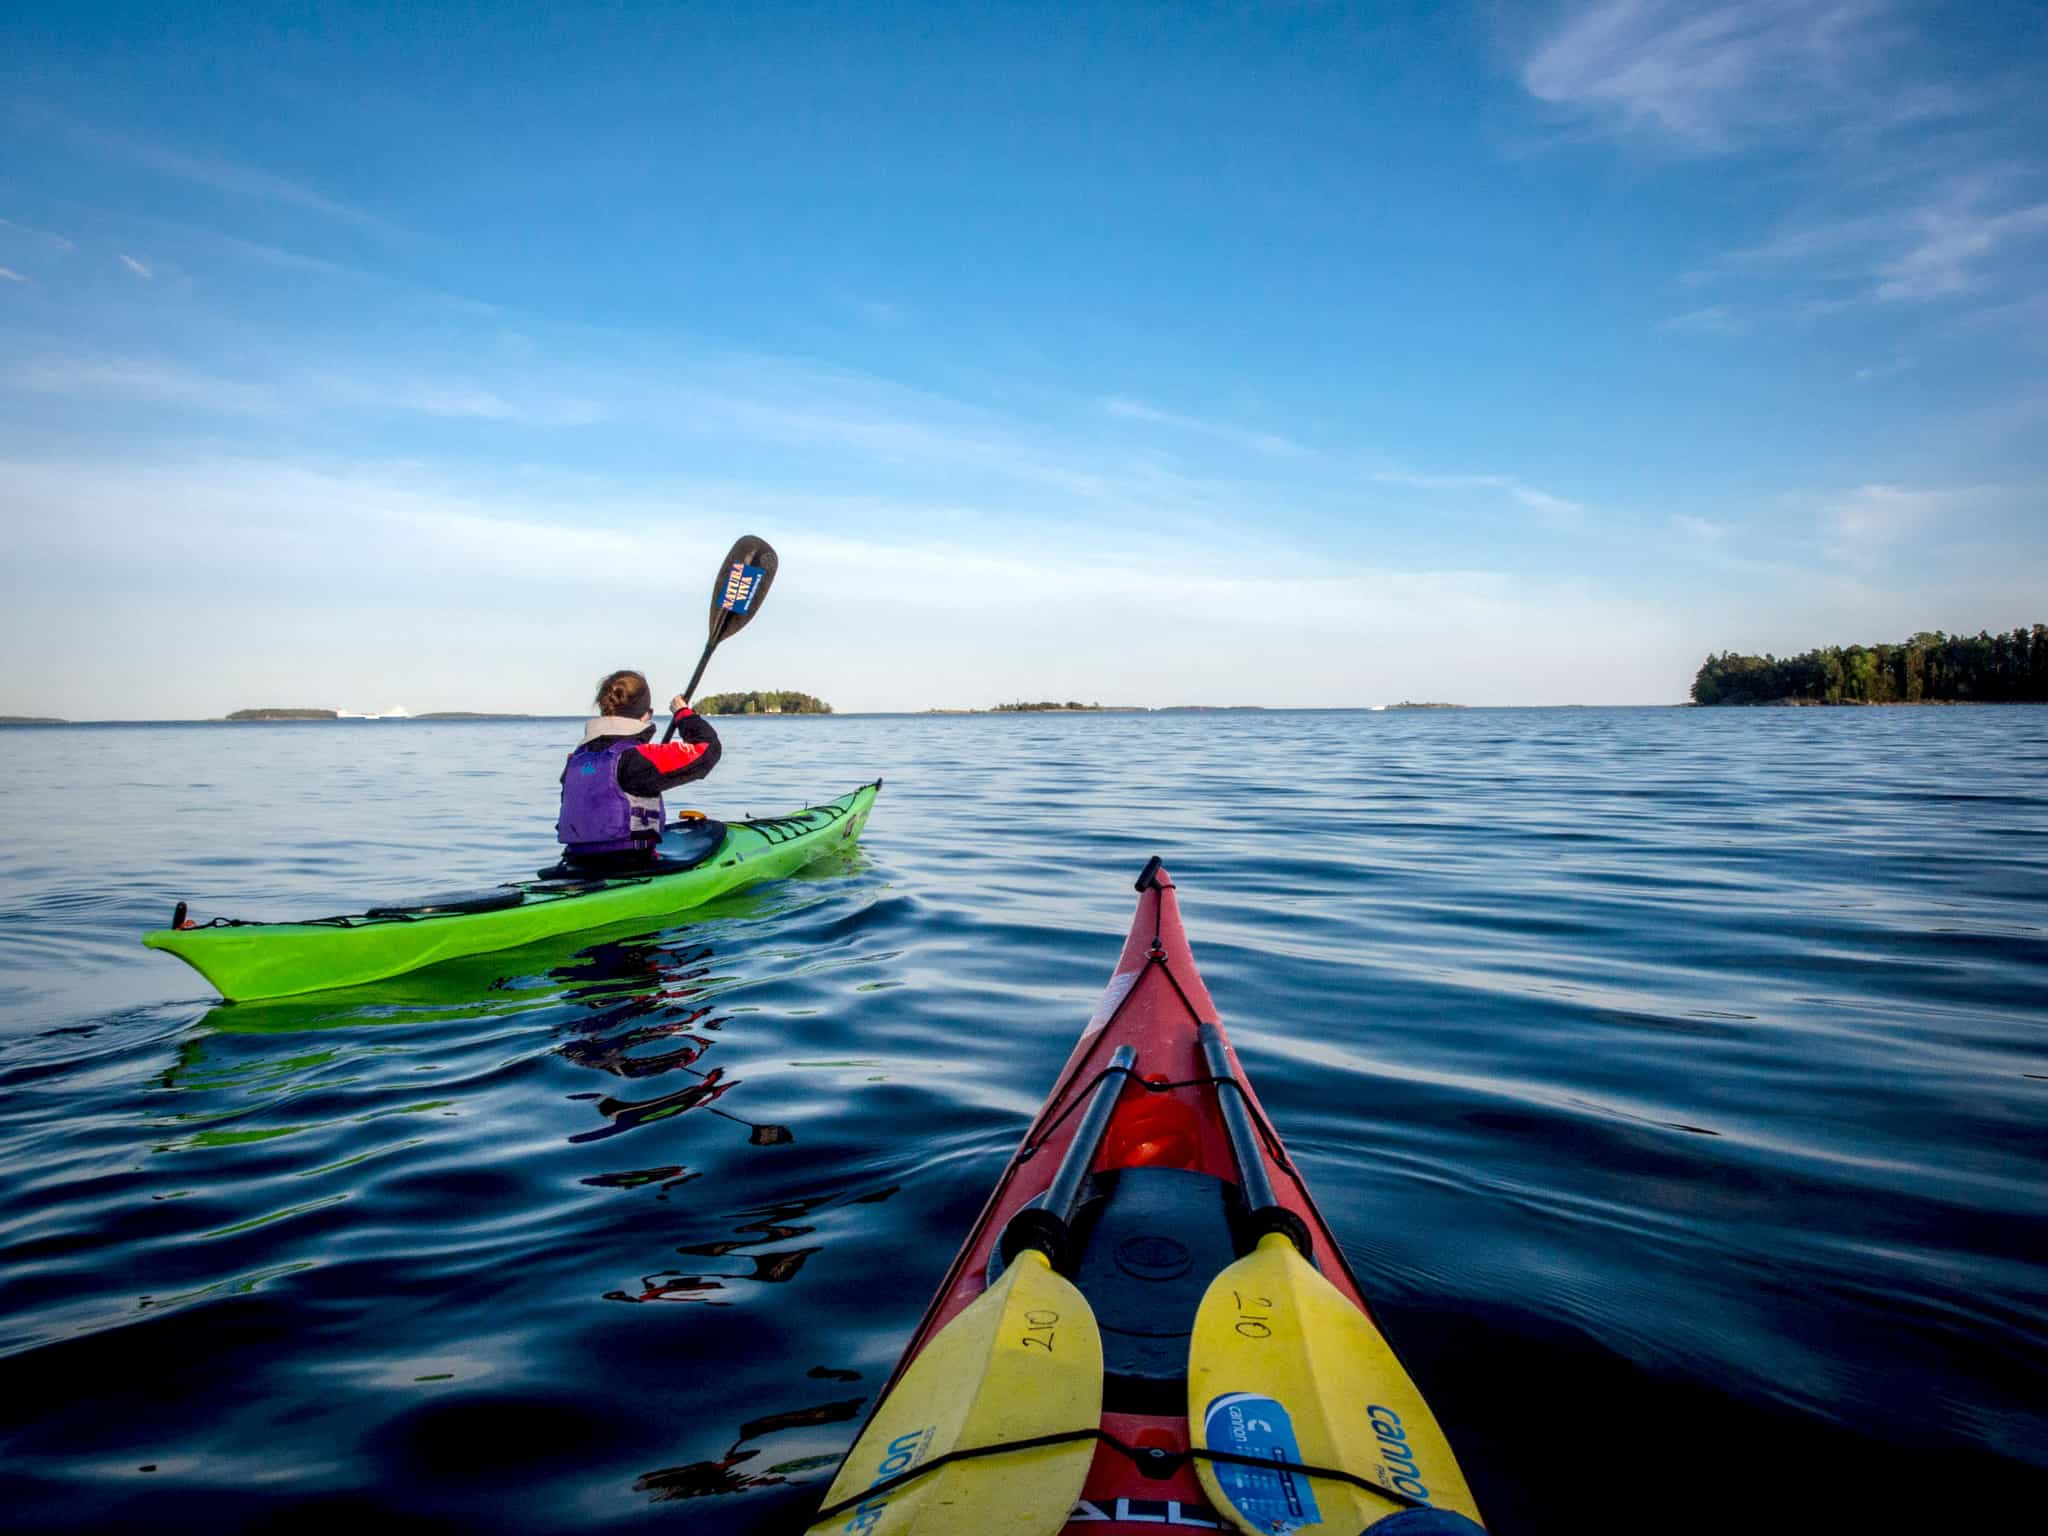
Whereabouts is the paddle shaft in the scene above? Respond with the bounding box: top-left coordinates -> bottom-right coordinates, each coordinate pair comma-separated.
1043,1043 -> 1136,1225
1199,1022 -> 1279,1214
662,624 -> 726,743
998,1042 -> 1135,1270
681,623 -> 724,705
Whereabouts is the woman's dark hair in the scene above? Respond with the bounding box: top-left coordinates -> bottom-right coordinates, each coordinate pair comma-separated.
595,669 -> 653,719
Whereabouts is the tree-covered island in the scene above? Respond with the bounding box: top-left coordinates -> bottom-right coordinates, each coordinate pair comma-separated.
1693,626 -> 2046,705
695,690 -> 832,715
226,708 -> 339,721
993,700 -> 1132,712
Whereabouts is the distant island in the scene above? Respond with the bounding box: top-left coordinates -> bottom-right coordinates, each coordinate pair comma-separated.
226,708 -> 337,721
1692,625 -> 2045,705
1386,701 -> 1464,709
0,715 -> 66,725
696,690 -> 832,715
922,702 -> 1262,714
992,700 -> 1139,712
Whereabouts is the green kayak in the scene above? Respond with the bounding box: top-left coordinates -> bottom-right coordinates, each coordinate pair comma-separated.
145,780 -> 880,1002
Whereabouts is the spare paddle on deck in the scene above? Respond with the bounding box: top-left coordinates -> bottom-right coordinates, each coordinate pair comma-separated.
806,1250 -> 1101,1536
664,534 -> 779,741
809,1049 -> 1135,1535
1188,1023 -> 1483,1535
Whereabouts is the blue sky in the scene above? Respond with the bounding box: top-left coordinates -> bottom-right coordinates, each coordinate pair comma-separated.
2,0 -> 2043,715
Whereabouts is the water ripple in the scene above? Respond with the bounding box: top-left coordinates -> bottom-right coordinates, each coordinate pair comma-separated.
0,709 -> 2044,1531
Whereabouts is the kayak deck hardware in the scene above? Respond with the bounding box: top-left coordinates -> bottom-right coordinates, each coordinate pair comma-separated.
807,1422 -> 1438,1528
1013,942 -> 1294,1184
998,1043 -> 1137,1274
806,856 -> 1481,1535
1199,1020 -> 1315,1258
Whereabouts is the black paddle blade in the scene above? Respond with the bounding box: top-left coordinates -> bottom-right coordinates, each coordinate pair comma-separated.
707,535 -> 778,641
667,534 -> 782,731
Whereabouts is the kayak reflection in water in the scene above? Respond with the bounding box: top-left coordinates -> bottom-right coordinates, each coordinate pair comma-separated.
555,668 -> 723,877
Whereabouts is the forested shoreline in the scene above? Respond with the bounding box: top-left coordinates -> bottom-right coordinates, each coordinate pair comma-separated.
1692,626 -> 2047,705
694,690 -> 832,715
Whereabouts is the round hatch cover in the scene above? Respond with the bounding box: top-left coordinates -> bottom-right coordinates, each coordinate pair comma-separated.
1113,1233 -> 1193,1281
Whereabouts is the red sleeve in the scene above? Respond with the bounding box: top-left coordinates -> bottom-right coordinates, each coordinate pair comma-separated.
619,711 -> 722,793
634,741 -> 708,775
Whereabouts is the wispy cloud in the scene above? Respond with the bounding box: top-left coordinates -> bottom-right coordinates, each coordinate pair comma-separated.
1824,482 -> 1975,543
1854,353 -> 1915,382
22,106 -> 406,239
121,138 -> 400,235
1671,513 -> 1729,541
1818,481 -> 2046,569
1372,467 -> 1585,516
1,356 -> 282,415
147,222 -> 354,277
0,216 -> 75,252
126,137 -> 376,225
116,253 -> 153,279
1708,185 -> 2048,306
1519,0 -> 1925,152
1870,197 -> 2048,302
0,453 -> 1698,710
310,371 -> 608,427
0,348 -> 610,428
1658,304 -> 1743,334
0,266 -> 28,284
1102,396 -> 1314,460
641,370 -> 1251,514
0,341 -> 1242,512
1950,291 -> 2048,349
1520,3 -> 2047,332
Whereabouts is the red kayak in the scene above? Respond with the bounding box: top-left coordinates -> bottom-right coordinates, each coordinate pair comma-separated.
810,859 -> 1484,1536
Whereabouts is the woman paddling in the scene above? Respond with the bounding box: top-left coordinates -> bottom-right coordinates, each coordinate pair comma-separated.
556,669 -> 722,873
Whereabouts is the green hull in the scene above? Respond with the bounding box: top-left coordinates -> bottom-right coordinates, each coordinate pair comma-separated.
145,781 -> 880,1002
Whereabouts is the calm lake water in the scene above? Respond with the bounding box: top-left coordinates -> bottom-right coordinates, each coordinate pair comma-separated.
1,709 -> 2044,1533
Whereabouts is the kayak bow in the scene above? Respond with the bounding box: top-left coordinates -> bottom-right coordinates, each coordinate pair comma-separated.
810,857 -> 1483,1536
144,781 -> 879,1001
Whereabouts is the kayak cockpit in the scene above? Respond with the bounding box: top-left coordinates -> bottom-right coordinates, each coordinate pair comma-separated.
1073,1166 -> 1243,1416
532,814 -> 730,881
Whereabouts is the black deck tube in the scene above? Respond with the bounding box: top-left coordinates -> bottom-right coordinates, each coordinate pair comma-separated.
1199,1022 -> 1313,1256
1044,1043 -> 1137,1226
998,1043 -> 1136,1271
1199,1023 -> 1276,1212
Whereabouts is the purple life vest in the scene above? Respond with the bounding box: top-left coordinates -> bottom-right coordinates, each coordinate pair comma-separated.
556,738 -> 665,853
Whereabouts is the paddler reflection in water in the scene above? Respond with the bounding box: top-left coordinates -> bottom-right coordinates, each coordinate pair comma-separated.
556,669 -> 721,875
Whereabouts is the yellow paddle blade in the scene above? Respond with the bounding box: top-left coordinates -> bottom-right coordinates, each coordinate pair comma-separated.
1189,1233 -> 1483,1534
809,1249 -> 1103,1536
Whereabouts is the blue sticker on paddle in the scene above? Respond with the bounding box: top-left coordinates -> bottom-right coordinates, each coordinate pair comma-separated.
720,562 -> 765,613
1202,1392 -> 1322,1533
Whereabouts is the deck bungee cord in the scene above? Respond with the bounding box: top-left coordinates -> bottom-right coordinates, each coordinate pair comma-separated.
809,1423 -> 1435,1526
